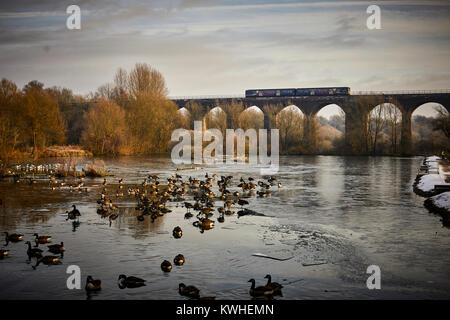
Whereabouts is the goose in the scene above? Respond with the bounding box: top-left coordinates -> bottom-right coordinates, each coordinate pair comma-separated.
109,213 -> 119,221
0,249 -> 9,258
4,232 -> 23,242
69,205 -> 81,218
85,276 -> 102,292
172,226 -> 182,239
48,242 -> 65,254
264,274 -> 283,295
25,241 -> 43,258
34,233 -> 52,244
118,274 -> 146,289
184,202 -> 193,212
174,254 -> 185,266
248,279 -> 273,297
193,218 -> 214,231
224,200 -> 234,208
237,199 -> 249,208
161,260 -> 172,272
32,255 -> 61,269
179,283 -> 200,299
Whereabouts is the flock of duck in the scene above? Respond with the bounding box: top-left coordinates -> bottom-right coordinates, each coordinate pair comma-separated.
1,170 -> 285,299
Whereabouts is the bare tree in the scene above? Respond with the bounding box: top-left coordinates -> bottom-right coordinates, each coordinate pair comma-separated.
433,105 -> 450,139
128,63 -> 168,99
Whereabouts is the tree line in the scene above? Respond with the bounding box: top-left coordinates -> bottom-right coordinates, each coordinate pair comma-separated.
0,63 -> 180,163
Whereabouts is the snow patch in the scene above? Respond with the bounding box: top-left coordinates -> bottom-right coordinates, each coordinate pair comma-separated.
417,174 -> 445,192
430,192 -> 450,211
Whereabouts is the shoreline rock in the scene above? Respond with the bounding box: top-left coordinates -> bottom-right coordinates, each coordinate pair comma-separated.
424,192 -> 450,227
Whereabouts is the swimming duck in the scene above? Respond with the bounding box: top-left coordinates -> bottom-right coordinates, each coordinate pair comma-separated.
4,232 -> 23,242
264,274 -> 283,295
179,283 -> 200,299
174,254 -> 185,266
161,260 -> 172,272
34,233 -> 52,244
25,241 -> 43,258
48,242 -> 65,254
85,276 -> 102,292
172,226 -> 182,239
248,279 -> 273,297
32,255 -> 61,269
0,249 -> 9,258
118,274 -> 146,289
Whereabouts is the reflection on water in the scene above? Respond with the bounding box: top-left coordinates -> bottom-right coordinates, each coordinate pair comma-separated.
0,155 -> 450,299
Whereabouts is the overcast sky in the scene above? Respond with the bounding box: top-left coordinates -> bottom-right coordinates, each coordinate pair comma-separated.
1,0 -> 449,115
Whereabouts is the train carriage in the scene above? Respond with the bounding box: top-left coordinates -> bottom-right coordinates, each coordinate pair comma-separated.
245,87 -> 350,97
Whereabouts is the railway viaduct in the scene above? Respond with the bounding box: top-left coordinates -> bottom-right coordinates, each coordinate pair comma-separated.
172,91 -> 450,155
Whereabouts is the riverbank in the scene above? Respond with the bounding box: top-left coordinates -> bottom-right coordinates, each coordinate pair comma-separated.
42,146 -> 93,158
424,192 -> 450,226
413,155 -> 450,226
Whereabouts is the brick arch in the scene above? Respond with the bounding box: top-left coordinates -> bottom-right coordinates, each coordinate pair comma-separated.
411,101 -> 449,115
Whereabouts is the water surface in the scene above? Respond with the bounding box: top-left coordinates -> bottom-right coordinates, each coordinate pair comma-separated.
0,155 -> 449,299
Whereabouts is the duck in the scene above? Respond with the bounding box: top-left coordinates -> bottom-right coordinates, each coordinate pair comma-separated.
248,279 -> 273,297
161,260 -> 172,272
34,233 -> 52,244
32,255 -> 61,269
264,274 -> 283,295
48,242 -> 65,254
218,213 -> 225,223
85,276 -> 102,292
172,226 -> 182,239
118,274 -> 146,289
4,232 -> 23,242
0,249 -> 9,258
174,254 -> 185,266
179,283 -> 200,299
25,241 -> 43,258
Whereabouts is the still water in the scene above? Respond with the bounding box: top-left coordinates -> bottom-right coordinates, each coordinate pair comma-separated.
0,156 -> 449,299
